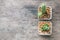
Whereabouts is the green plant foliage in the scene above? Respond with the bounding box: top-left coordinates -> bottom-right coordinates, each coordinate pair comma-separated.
38,12 -> 42,17
41,3 -> 46,14
41,24 -> 50,31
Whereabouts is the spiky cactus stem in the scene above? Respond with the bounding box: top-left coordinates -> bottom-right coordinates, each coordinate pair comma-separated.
41,3 -> 46,14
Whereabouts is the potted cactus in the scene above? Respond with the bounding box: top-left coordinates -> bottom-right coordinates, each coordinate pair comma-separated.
38,3 -> 52,20
38,21 -> 52,35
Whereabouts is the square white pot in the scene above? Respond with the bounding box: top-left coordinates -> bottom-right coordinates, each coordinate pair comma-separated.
38,21 -> 52,35
38,6 -> 52,20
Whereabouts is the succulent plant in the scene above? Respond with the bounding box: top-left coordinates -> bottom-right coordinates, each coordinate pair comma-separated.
38,12 -> 42,17
41,24 -> 50,31
41,3 -> 46,14
38,3 -> 46,17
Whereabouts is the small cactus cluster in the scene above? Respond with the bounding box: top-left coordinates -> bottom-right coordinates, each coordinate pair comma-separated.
38,3 -> 46,17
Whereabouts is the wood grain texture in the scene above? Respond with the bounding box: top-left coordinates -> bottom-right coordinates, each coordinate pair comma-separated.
0,0 -> 60,40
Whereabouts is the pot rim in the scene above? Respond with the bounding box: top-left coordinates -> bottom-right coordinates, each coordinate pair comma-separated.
38,21 -> 52,35
38,6 -> 52,20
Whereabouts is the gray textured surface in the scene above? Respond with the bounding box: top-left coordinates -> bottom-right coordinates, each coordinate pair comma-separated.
0,0 -> 60,40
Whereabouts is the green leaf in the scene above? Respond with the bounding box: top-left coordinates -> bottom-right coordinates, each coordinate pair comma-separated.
41,3 -> 46,14
41,24 -> 50,31
38,12 -> 42,17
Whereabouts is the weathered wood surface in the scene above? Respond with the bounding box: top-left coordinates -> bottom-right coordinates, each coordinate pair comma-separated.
0,0 -> 60,40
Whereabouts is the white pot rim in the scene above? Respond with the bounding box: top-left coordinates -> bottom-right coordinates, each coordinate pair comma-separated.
38,21 -> 52,35
38,6 -> 52,20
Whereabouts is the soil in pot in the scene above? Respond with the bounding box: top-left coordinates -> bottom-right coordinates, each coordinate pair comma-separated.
38,7 -> 50,19
38,21 -> 52,35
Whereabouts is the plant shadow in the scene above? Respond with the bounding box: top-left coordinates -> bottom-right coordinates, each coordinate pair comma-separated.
24,5 -> 38,19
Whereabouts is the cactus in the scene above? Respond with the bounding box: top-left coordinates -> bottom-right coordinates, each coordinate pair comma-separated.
38,3 -> 46,17
41,3 -> 46,14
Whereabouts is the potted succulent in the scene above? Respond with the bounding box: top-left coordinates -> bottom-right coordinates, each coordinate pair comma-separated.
38,3 -> 52,20
38,21 -> 52,35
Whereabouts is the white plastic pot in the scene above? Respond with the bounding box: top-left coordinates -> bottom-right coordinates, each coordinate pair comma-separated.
38,21 -> 52,35
38,6 -> 52,20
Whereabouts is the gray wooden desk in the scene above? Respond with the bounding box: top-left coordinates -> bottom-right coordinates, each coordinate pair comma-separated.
0,0 -> 60,40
